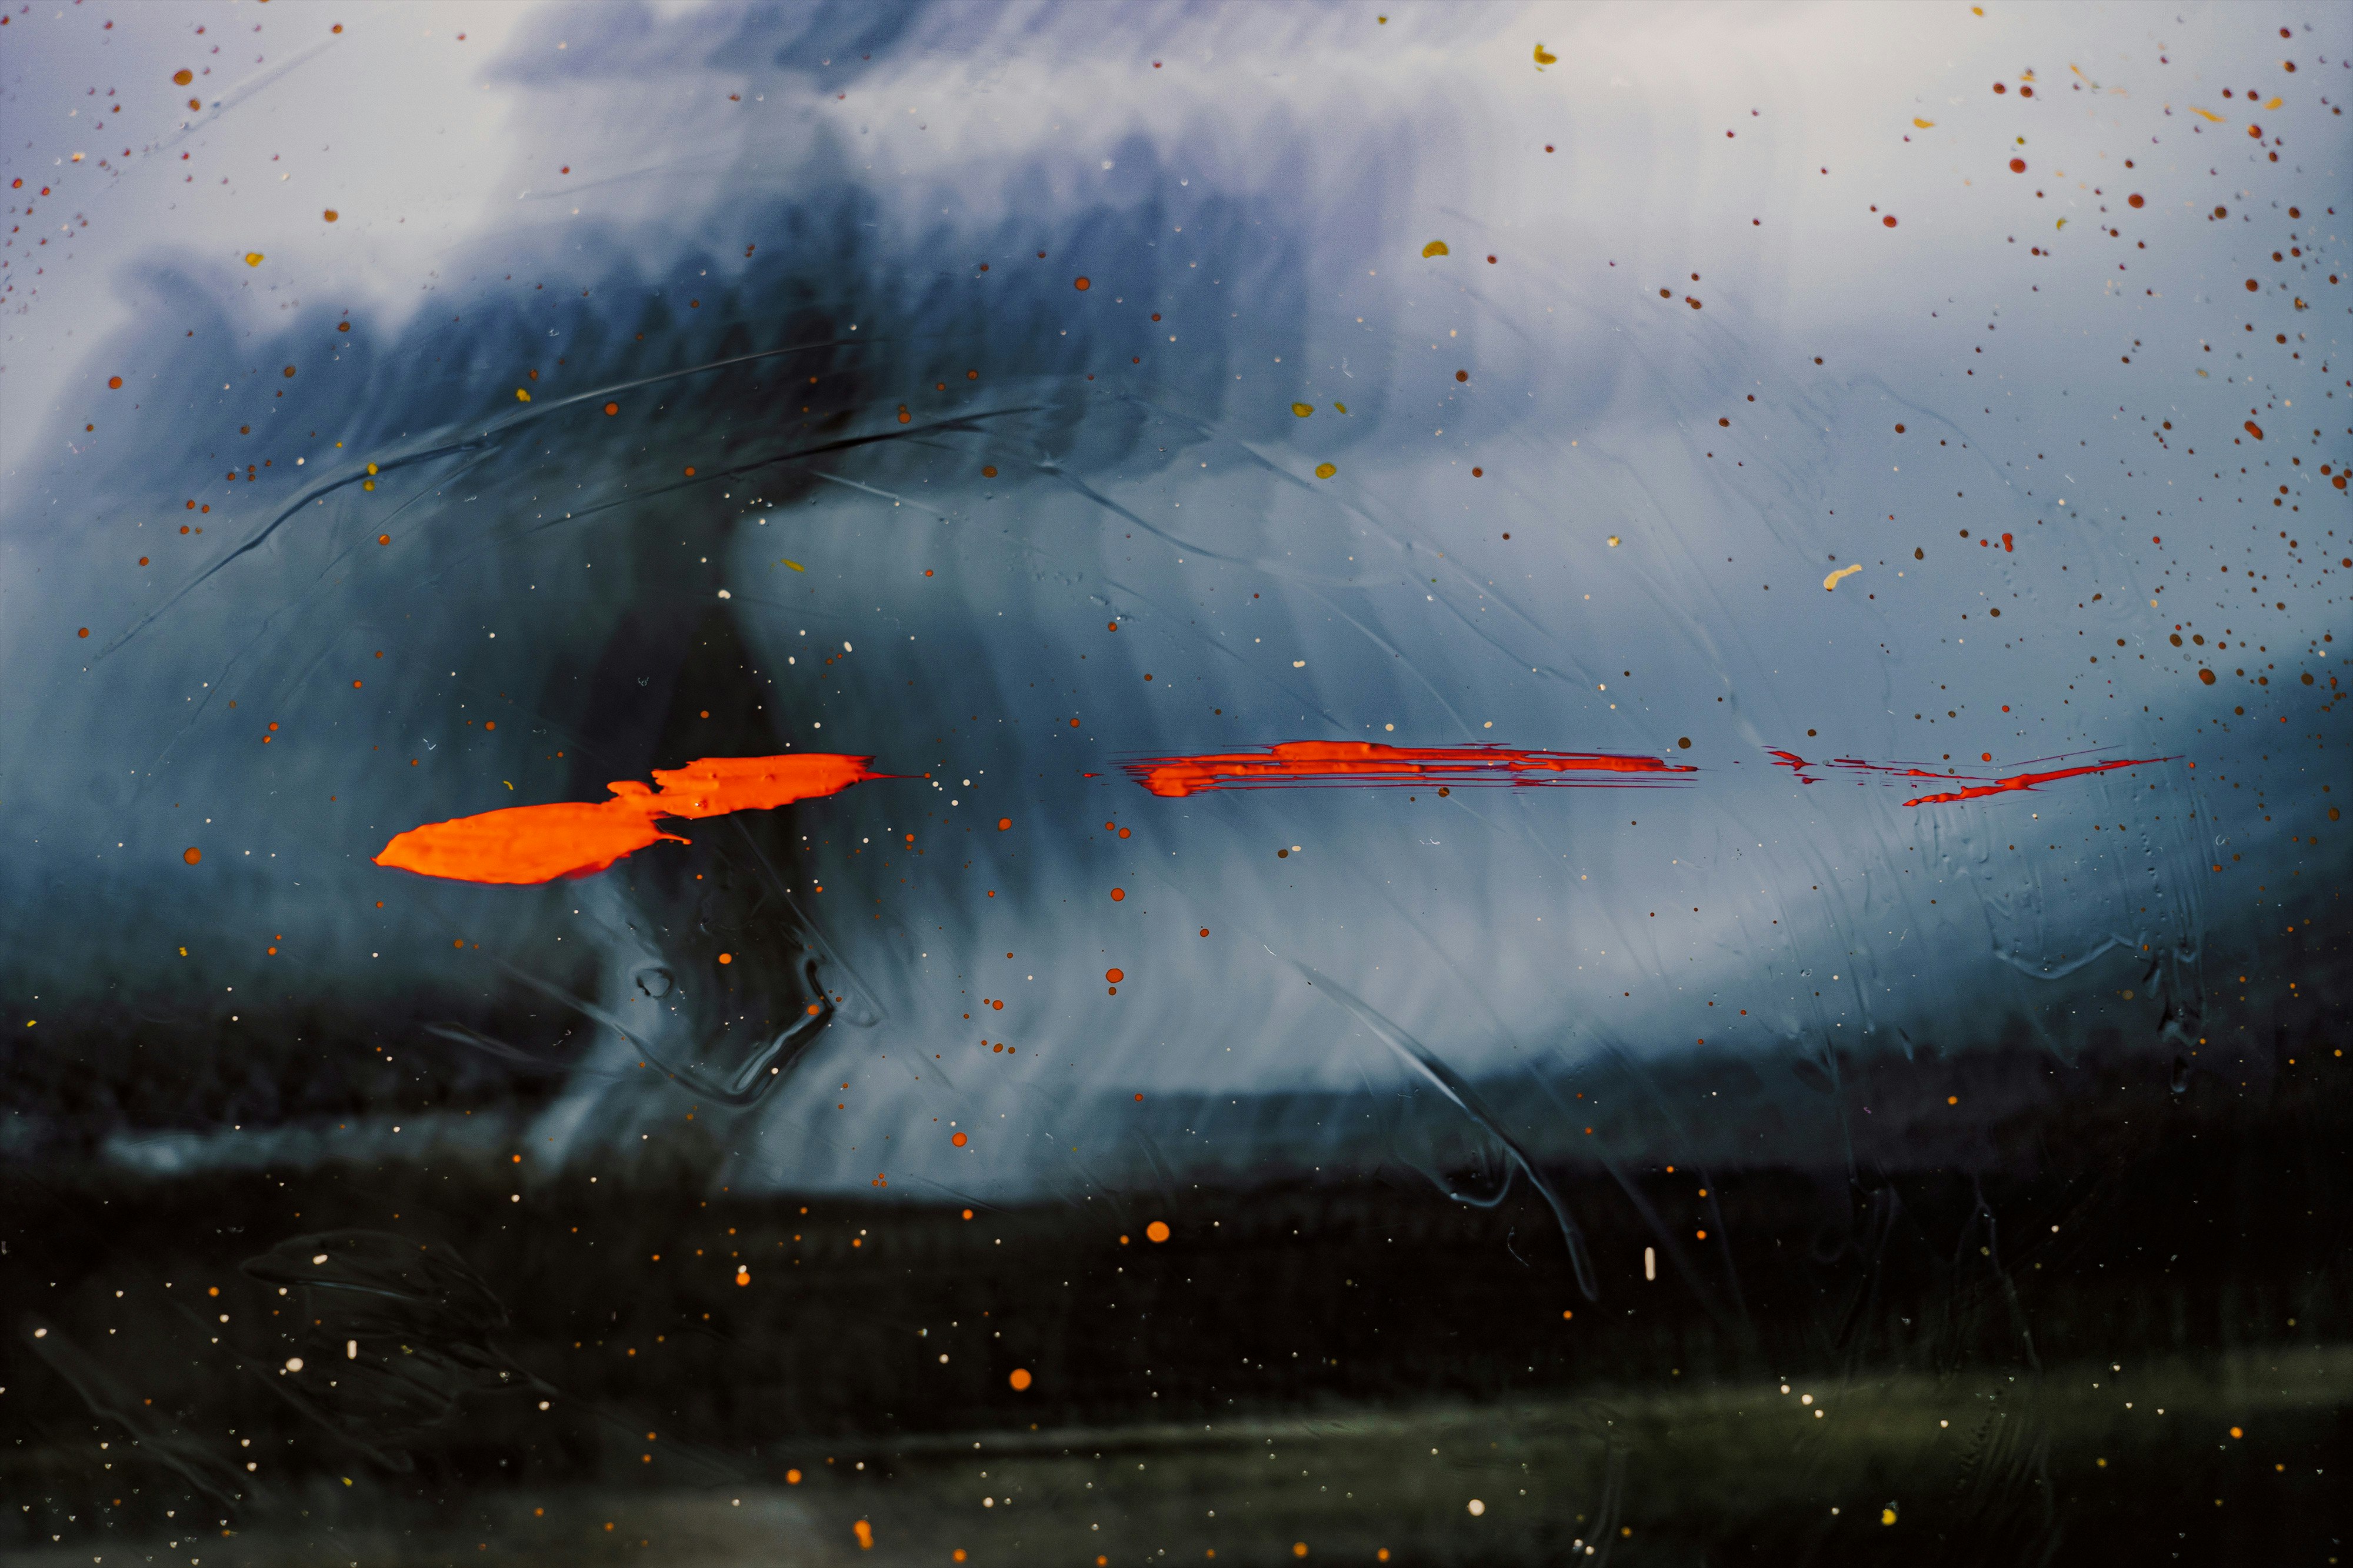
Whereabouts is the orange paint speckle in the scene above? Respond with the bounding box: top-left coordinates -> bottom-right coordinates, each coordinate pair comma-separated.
1145,1219 -> 1169,1242
997,817 -> 1012,830
172,69 -> 193,85
952,1132 -> 968,1147
1074,276 -> 1091,291
1106,968 -> 1125,983
604,402 -> 619,416
1008,1368 -> 1033,1391
1109,888 -> 1125,901
183,847 -> 202,865
323,209 -> 338,222
108,375 -> 123,389
717,952 -> 732,965
853,1520 -> 874,1550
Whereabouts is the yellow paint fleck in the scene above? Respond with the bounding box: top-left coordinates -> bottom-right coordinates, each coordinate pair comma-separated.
1533,43 -> 1557,66
2055,218 -> 2067,229
1292,402 -> 1314,418
1421,239 -> 1449,258
1881,1507 -> 1898,1526
515,389 -> 532,402
1314,463 -> 1337,479
1824,563 -> 1863,591
1913,117 -> 1935,128
1607,535 -> 1620,548
2189,107 -> 2225,124
1334,402 -> 1349,413
244,252 -> 265,267
779,558 -> 805,572
2265,95 -> 2282,110
504,780 -> 514,790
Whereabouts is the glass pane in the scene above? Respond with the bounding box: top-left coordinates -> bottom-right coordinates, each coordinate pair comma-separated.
5,4 -> 2343,1562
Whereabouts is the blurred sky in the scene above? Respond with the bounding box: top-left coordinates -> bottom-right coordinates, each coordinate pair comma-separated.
2,1 -> 2345,1200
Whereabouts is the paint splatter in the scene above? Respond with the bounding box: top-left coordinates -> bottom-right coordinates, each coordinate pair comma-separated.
1823,564 -> 1863,590
1421,240 -> 1449,258
374,755 -> 887,884
1124,742 -> 1697,799
1532,44 -> 1557,66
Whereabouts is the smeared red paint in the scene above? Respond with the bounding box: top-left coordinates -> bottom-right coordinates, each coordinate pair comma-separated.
1769,749 -> 2168,806
375,754 -> 886,883
1124,741 -> 1696,798
1899,758 -> 2169,806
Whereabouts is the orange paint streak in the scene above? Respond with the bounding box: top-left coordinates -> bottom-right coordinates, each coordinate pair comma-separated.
1770,749 -> 2168,806
1900,758 -> 2168,806
1125,741 -> 1696,798
375,755 -> 886,884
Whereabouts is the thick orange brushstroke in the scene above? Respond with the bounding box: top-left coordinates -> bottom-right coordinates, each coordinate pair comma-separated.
1769,749 -> 2167,806
646,752 -> 885,818
1125,741 -> 1696,798
375,755 -> 884,884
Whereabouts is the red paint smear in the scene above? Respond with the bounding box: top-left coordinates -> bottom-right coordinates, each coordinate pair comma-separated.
375,754 -> 885,883
1769,749 -> 2168,807
1124,741 -> 1696,799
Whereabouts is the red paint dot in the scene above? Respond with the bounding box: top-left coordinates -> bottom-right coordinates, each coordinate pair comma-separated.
107,375 -> 123,389
77,628 -> 89,638
1074,276 -> 1091,291
182,847 -> 201,865
1882,215 -> 1898,228
1109,888 -> 1124,901
604,402 -> 619,415
997,817 -> 1012,830
2009,157 -> 2027,174
1106,968 -> 1124,983
951,1132 -> 968,1147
